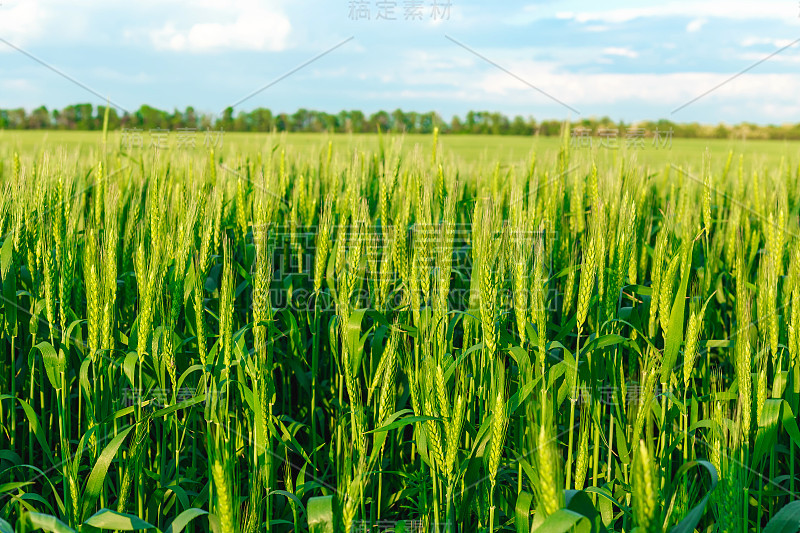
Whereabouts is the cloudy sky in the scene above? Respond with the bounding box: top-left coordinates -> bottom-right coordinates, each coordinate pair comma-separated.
1,0 -> 799,124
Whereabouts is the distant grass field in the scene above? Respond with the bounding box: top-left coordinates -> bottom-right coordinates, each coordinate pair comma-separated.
2,130 -> 800,170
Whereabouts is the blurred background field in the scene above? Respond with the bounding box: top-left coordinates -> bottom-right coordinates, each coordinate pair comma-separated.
3,130 -> 800,169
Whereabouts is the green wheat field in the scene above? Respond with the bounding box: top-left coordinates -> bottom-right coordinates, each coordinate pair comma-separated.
1,127 -> 800,532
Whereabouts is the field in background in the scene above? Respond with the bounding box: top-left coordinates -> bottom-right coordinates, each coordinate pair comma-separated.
3,129 -> 800,168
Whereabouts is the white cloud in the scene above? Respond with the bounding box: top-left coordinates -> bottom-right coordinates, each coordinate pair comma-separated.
554,1 -> 795,23
92,68 -> 152,84
1,78 -> 38,92
0,0 -> 292,52
473,61 -> 800,106
603,47 -> 639,59
738,52 -> 800,63
0,0 -> 51,48
584,25 -> 611,32
0,0 -> 113,50
382,51 -> 800,119
406,50 -> 475,71
0,78 -> 43,108
757,102 -> 800,120
686,18 -> 706,32
741,37 -> 796,47
149,0 -> 291,52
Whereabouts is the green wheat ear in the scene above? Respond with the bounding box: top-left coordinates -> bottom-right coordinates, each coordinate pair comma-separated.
632,440 -> 661,533
488,379 -> 507,491
574,400 -> 590,491
212,458 -> 235,533
534,417 -> 563,518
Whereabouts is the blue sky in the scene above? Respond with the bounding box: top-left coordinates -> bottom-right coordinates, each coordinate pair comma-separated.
1,0 -> 800,124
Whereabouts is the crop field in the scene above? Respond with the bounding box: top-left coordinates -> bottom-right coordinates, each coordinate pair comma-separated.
1,127 -> 800,533
3,129 -> 800,167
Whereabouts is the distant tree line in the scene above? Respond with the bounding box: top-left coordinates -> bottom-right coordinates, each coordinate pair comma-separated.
3,103 -> 800,140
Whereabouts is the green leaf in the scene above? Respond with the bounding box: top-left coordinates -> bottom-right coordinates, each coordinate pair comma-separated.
0,481 -> 33,492
35,342 -> 63,390
83,509 -> 157,530
564,490 -> 607,533
510,450 -> 538,491
270,489 -> 306,514
668,460 -> 718,533
150,393 -> 207,418
532,509 -> 592,533
763,500 -> 800,533
754,399 -> 782,466
80,426 -> 135,521
20,512 -> 77,533
165,508 -> 209,533
0,237 -> 13,278
515,490 -> 533,533
661,241 -> 692,383
271,418 -> 314,466
307,495 -> 338,533
3,263 -> 17,332
780,402 -> 800,451
508,345 -> 532,375
0,517 -> 13,533
345,308 -> 369,375
366,412 -> 439,434
123,352 -> 139,388
0,395 -> 56,468
583,486 -> 629,515
580,334 -> 627,354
